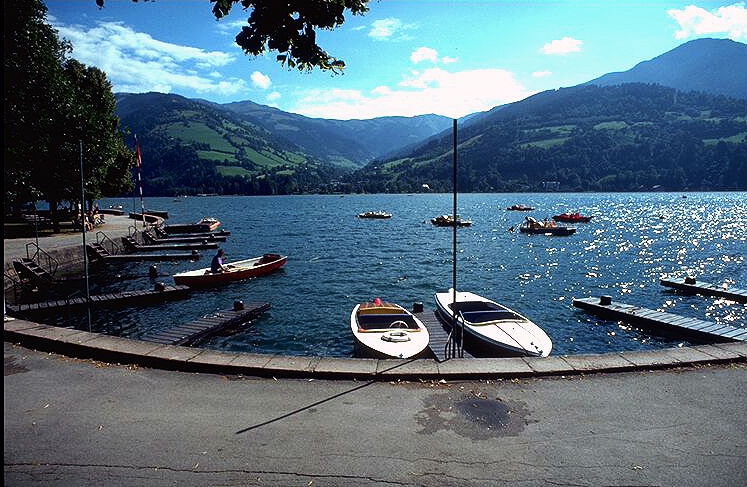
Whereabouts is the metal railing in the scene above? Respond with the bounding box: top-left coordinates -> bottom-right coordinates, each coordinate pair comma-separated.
24,242 -> 60,277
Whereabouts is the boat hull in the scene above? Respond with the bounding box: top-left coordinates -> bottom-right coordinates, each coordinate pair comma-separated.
173,254 -> 286,287
350,302 -> 430,359
553,214 -> 593,223
519,226 -> 576,236
434,289 -> 552,357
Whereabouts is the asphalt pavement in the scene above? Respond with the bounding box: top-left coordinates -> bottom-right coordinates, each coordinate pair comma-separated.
4,340 -> 746,487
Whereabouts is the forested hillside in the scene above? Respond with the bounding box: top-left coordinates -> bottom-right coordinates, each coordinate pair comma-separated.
351,84 -> 746,193
116,92 -> 346,195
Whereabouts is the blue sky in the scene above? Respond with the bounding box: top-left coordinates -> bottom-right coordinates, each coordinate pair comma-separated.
46,0 -> 746,120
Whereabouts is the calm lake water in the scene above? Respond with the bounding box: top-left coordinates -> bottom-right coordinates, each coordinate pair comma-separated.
79,192 -> 746,357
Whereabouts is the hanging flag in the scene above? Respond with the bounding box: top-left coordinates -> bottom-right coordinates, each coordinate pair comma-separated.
134,135 -> 143,168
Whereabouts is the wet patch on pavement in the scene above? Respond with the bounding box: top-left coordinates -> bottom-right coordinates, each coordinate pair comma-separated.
416,391 -> 535,439
5,356 -> 29,376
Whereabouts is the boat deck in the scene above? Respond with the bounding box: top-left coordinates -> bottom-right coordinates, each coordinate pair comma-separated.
141,302 -> 271,346
121,236 -> 218,252
573,297 -> 747,343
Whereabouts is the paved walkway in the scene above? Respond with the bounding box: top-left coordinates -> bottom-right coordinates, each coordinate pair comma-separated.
4,340 -> 746,487
4,224 -> 747,485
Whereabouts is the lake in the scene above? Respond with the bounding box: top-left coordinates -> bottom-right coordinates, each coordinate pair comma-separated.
80,192 -> 746,357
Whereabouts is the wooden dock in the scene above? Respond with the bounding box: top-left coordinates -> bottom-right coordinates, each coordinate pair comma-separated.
154,227 -> 231,239
141,302 -> 271,346
414,309 -> 474,361
121,236 -> 218,252
87,243 -> 199,262
573,297 -> 747,343
6,285 -> 191,319
142,231 -> 227,244
660,278 -> 747,303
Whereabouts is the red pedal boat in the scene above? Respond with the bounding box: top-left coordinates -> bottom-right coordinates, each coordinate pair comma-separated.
552,212 -> 593,223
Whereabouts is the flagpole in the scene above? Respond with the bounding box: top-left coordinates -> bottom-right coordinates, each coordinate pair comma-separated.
134,135 -> 146,229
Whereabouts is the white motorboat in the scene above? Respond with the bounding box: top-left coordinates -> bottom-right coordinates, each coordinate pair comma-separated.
434,289 -> 552,357
350,299 -> 430,359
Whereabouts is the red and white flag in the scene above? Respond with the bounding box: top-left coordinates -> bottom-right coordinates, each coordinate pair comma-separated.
135,135 -> 143,168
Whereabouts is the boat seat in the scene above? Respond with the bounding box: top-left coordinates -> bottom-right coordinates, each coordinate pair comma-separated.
357,313 -> 418,331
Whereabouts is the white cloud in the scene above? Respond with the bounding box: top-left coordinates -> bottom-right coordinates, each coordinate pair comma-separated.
532,70 -> 552,77
291,68 -> 534,120
266,91 -> 281,101
542,37 -> 583,55
411,47 -> 439,63
53,20 -> 249,97
410,47 -> 459,64
250,71 -> 272,89
668,3 -> 747,40
368,18 -> 415,40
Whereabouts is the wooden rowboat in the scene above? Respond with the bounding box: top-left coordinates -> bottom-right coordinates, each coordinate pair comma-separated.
172,253 -> 287,287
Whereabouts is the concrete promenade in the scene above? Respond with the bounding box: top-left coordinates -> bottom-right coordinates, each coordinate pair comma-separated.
4,216 -> 747,486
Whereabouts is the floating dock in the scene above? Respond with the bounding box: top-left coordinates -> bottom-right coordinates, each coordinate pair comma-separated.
163,223 -> 215,234
573,296 -> 747,343
414,309 -> 474,361
154,227 -> 231,239
660,277 -> 747,304
6,285 -> 191,320
142,231 -> 227,244
87,243 -> 199,262
141,301 -> 271,346
121,236 -> 218,252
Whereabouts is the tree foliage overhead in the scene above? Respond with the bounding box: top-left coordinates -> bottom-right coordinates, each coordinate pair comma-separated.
97,0 -> 370,72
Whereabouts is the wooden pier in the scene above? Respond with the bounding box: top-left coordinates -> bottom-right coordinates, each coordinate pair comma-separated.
154,227 -> 231,239
414,309 -> 474,361
660,277 -> 747,303
87,243 -> 199,262
121,236 -> 218,252
6,285 -> 191,320
141,302 -> 271,346
573,297 -> 747,343
142,230 -> 227,244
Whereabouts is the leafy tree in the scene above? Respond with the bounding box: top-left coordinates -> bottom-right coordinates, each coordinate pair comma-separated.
5,0 -> 134,229
4,0 -> 69,215
96,0 -> 371,72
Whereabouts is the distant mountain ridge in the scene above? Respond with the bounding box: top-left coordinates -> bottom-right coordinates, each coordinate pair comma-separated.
586,38 -> 746,99
113,38 -> 747,195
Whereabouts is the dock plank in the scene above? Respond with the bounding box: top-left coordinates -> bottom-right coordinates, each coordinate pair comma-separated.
7,285 -> 192,320
660,278 -> 747,303
573,297 -> 745,343
141,302 -> 271,346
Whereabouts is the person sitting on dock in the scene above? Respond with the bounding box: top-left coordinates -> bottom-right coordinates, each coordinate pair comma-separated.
210,249 -> 228,274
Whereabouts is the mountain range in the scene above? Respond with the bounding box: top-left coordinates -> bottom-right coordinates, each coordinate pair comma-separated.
115,38 -> 746,195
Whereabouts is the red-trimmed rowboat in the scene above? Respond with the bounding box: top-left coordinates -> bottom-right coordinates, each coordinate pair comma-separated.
173,253 -> 287,287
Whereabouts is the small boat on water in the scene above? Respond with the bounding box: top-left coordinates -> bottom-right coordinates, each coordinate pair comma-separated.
431,214 -> 472,227
434,289 -> 552,357
552,212 -> 593,223
164,217 -> 221,234
507,204 -> 535,211
358,211 -> 392,219
172,253 -> 287,287
519,217 -> 576,236
350,299 -> 430,359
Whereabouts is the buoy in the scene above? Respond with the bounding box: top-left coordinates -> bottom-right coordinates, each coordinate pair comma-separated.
148,265 -> 158,278
413,302 -> 424,313
154,282 -> 166,291
234,300 -> 245,311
